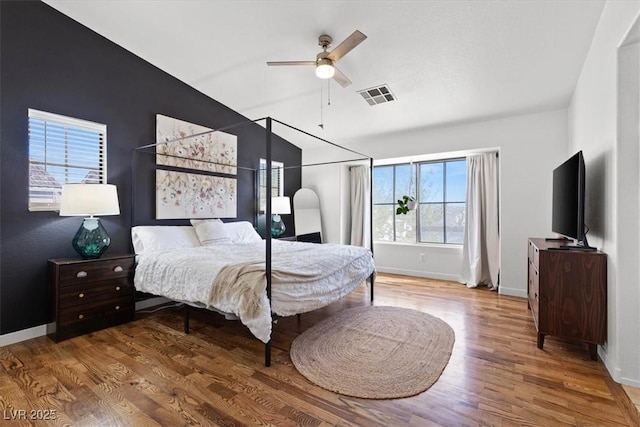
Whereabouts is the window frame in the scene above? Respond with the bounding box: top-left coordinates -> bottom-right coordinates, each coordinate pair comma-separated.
258,158 -> 284,213
28,109 -> 107,212
416,158 -> 466,244
372,157 -> 467,244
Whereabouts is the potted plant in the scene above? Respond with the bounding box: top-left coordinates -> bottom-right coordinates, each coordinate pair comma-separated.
396,195 -> 416,215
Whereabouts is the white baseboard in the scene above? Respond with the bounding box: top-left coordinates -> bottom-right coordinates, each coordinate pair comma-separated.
0,324 -> 47,347
0,298 -> 172,348
598,345 -> 640,387
377,267 -> 527,299
498,286 -> 527,298
620,376 -> 640,388
375,266 -> 462,282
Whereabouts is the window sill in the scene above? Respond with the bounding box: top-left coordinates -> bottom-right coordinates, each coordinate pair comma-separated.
373,241 -> 463,250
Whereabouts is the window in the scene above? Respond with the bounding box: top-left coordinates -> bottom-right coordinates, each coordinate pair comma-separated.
259,158 -> 284,212
373,163 -> 416,243
28,109 -> 106,211
373,159 -> 466,244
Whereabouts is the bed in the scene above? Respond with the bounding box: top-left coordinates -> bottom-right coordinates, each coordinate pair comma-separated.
131,220 -> 375,364
132,117 -> 375,365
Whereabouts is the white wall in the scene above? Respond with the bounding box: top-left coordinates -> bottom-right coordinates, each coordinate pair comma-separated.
299,162 -> 343,244
300,147 -> 368,245
303,109 -> 568,297
568,1 -> 640,386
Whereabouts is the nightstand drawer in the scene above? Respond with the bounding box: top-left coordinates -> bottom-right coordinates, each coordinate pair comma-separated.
58,257 -> 134,286
58,297 -> 134,327
59,278 -> 133,309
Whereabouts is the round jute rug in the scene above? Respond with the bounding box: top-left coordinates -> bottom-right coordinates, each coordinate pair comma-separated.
290,305 -> 455,399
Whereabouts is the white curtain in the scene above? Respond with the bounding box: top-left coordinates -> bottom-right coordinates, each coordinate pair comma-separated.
461,153 -> 500,289
350,165 -> 371,247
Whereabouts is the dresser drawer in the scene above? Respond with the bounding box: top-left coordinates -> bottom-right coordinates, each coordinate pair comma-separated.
58,297 -> 134,327
59,278 -> 133,309
528,240 -> 535,264
528,264 -> 539,325
58,257 -> 134,286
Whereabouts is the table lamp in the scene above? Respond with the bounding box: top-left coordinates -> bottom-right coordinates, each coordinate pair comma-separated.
59,183 -> 120,259
271,196 -> 291,238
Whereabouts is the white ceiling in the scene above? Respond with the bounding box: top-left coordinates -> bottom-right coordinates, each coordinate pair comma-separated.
43,0 -> 605,150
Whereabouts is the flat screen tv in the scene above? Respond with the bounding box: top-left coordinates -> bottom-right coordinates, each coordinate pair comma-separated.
551,151 -> 595,250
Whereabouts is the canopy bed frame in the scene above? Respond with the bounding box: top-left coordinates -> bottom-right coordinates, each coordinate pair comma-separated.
131,116 -> 374,366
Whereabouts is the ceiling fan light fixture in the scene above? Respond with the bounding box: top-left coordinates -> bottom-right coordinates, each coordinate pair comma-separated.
315,59 -> 335,79
267,30 -> 366,87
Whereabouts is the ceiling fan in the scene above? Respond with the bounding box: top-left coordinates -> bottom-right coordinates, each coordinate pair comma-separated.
267,30 -> 367,88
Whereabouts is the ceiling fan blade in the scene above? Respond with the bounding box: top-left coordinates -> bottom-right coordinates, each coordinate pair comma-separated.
327,30 -> 367,62
332,66 -> 352,88
266,60 -> 316,66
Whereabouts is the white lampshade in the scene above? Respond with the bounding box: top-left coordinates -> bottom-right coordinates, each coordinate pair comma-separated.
59,184 -> 120,217
272,196 -> 291,215
315,59 -> 335,79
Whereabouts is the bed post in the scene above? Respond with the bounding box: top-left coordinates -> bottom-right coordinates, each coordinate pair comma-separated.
265,341 -> 272,366
369,157 -> 374,302
265,117 -> 273,367
369,274 -> 375,302
184,304 -> 190,334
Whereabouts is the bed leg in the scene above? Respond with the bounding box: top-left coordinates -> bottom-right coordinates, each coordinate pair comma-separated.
265,341 -> 271,367
369,273 -> 375,302
184,304 -> 190,334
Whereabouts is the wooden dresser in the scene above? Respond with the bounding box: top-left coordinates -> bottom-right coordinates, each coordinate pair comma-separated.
527,238 -> 607,360
47,254 -> 136,342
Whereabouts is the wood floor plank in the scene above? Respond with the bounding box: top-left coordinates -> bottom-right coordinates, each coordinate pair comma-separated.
0,273 -> 636,426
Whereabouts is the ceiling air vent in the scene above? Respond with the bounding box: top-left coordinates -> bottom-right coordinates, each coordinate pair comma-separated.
357,84 -> 396,106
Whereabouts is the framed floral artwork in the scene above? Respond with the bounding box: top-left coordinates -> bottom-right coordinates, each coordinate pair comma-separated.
156,114 -> 237,175
156,170 -> 237,219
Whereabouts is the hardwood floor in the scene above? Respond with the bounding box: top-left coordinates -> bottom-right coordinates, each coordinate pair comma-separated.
1,273 -> 637,426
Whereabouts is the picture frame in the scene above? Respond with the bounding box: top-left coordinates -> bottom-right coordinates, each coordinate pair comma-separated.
155,169 -> 237,219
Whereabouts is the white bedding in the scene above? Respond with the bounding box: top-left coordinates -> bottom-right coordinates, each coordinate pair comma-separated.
134,240 -> 375,343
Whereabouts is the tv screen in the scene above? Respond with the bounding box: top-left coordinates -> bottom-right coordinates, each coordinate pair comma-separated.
552,151 -> 585,243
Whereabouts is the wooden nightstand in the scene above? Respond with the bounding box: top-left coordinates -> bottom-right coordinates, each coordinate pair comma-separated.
47,254 -> 136,342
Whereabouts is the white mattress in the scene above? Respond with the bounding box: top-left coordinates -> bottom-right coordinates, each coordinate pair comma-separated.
134,240 -> 375,342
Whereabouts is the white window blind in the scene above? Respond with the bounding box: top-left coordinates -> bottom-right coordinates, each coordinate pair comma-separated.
259,158 -> 284,213
28,109 -> 107,211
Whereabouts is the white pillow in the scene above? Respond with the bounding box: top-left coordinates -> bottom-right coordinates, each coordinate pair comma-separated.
131,226 -> 201,254
191,219 -> 232,246
223,221 -> 262,243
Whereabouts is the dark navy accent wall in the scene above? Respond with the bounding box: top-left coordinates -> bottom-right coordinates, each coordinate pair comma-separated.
0,1 -> 301,334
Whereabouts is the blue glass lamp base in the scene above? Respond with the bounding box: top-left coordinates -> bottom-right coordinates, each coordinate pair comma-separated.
271,214 -> 286,238
72,218 -> 111,259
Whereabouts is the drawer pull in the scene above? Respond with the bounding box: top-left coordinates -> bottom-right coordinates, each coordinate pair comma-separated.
115,305 -> 120,310
78,314 -> 84,320
76,271 -> 88,278
113,266 -> 123,273
115,286 -> 121,291
78,293 -> 84,298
